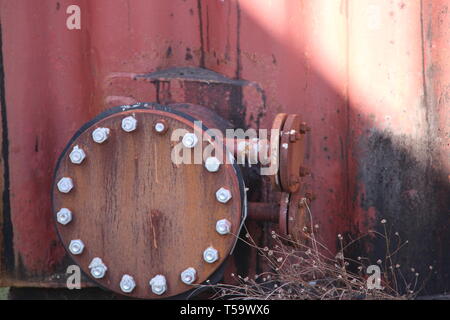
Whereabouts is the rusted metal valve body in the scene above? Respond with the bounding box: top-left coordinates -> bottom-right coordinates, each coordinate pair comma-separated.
52,103 -> 309,299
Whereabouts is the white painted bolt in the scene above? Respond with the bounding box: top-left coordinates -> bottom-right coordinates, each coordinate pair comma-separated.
92,127 -> 110,144
89,257 -> 108,279
120,274 -> 136,293
182,133 -> 198,148
149,275 -> 167,295
121,116 -> 137,132
180,267 -> 197,285
205,157 -> 221,172
57,177 -> 74,193
56,208 -> 72,225
68,240 -> 84,255
216,219 -> 232,235
154,122 -> 166,133
203,247 -> 219,264
216,187 -> 232,204
69,146 -> 86,164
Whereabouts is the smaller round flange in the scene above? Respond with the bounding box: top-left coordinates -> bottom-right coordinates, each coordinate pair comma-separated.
279,114 -> 306,193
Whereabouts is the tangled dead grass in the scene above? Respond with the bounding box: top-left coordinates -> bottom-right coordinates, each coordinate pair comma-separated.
201,200 -> 432,300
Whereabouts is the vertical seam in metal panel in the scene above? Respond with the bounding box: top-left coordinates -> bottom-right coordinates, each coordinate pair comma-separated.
0,22 -> 14,275
235,0 -> 241,79
420,0 -> 429,116
419,0 -> 433,172
197,0 -> 206,68
344,0 -> 351,226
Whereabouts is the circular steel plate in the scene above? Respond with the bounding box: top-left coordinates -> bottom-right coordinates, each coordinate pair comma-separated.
52,105 -> 244,299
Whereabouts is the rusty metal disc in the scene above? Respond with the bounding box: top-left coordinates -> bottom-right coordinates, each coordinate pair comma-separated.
279,114 -> 305,193
52,104 -> 245,299
269,113 -> 288,191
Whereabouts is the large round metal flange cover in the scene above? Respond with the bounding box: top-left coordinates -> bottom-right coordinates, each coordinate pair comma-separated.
52,104 -> 246,299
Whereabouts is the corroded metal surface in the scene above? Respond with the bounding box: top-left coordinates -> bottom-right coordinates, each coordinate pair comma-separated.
52,105 -> 245,299
0,0 -> 449,293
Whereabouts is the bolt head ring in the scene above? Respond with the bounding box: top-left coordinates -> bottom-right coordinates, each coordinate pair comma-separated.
216,219 -> 232,235
182,133 -> 198,148
121,116 -> 138,132
120,275 -> 136,293
205,157 -> 221,172
180,268 -> 197,285
92,127 -> 110,144
57,177 -> 74,193
153,119 -> 168,134
216,188 -> 232,204
149,275 -> 167,295
89,257 -> 108,279
57,208 -> 73,225
69,146 -> 86,164
69,240 -> 85,255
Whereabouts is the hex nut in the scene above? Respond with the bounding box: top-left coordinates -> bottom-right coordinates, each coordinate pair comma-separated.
56,208 -> 72,225
69,240 -> 85,255
182,133 -> 198,148
180,268 -> 197,285
216,187 -> 232,204
120,275 -> 136,293
57,177 -> 74,193
203,247 -> 219,264
92,127 -> 110,144
69,146 -> 86,164
205,157 -> 221,173
89,257 -> 108,279
216,219 -> 232,235
121,116 -> 137,132
149,275 -> 167,295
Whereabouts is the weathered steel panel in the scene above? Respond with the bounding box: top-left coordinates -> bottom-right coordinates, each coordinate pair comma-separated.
0,0 -> 448,293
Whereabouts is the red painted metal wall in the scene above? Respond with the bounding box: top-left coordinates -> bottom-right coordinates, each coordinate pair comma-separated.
0,0 -> 448,294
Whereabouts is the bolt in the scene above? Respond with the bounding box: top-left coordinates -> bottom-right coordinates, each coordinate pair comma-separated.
289,130 -> 301,143
56,208 -> 72,225
149,275 -> 167,295
205,157 -> 221,173
120,275 -> 136,293
155,123 -> 165,132
300,122 -> 311,134
182,133 -> 198,148
153,119 -> 168,134
69,240 -> 85,255
216,219 -> 232,235
203,247 -> 219,264
216,187 -> 232,204
57,177 -> 74,193
89,257 -> 108,279
92,127 -> 110,144
180,268 -> 197,285
121,116 -> 137,132
300,167 -> 311,177
69,146 -> 86,164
